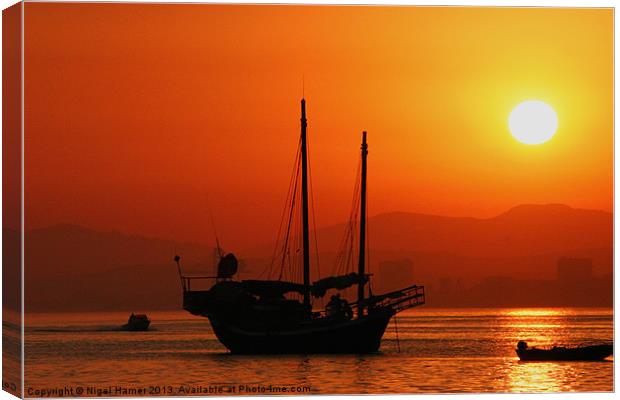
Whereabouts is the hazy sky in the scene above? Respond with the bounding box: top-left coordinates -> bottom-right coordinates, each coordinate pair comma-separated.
25,4 -> 612,249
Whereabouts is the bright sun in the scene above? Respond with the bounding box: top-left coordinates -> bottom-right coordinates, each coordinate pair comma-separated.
508,100 -> 558,145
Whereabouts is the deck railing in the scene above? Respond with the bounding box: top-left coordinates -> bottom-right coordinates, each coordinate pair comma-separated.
311,284 -> 425,319
372,284 -> 426,313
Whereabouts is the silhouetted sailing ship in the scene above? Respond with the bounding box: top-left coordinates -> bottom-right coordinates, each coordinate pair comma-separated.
174,99 -> 425,354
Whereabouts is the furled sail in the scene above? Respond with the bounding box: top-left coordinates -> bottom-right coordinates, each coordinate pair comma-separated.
311,273 -> 369,298
241,280 -> 307,299
239,274 -> 370,300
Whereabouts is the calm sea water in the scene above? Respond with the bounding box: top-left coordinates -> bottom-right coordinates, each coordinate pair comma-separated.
23,308 -> 613,395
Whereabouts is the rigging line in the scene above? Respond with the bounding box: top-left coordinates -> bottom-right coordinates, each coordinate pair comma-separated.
351,173 -> 361,273
347,211 -> 358,274
287,185 -> 298,283
297,186 -> 303,283
333,213 -> 349,275
284,143 -> 301,249
261,136 -> 300,280
394,316 -> 401,353
306,136 -> 321,280
268,139 -> 299,277
291,151 -> 304,282
350,158 -> 361,258
338,208 -> 354,275
280,147 -> 302,280
288,190 -> 299,283
207,209 -> 224,259
280,143 -> 303,280
365,169 -> 370,275
364,174 -> 371,301
337,197 -> 354,275
341,215 -> 354,275
201,191 -> 224,263
335,157 -> 361,275
344,159 -> 361,275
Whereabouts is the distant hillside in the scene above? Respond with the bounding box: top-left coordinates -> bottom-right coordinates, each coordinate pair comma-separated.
24,224 -> 216,312
317,204 -> 612,258
20,204 -> 613,311
26,223 -> 216,277
312,204 -> 612,285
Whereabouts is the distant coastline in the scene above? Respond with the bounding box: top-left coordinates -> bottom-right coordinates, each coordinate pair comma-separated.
10,203 -> 612,312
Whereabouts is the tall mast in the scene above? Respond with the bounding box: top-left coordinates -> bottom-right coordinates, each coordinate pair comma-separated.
358,131 -> 368,317
300,99 -> 311,309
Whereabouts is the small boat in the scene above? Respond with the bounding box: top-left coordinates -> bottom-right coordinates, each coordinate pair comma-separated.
516,341 -> 613,361
122,313 -> 151,331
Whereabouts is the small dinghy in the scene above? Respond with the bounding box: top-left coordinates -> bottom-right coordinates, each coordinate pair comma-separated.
122,313 -> 150,331
516,341 -> 613,361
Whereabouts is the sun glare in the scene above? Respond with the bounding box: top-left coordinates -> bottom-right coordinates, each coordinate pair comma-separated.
504,309 -> 566,317
508,100 -> 558,145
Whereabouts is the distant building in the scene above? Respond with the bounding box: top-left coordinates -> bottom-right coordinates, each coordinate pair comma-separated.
376,259 -> 414,294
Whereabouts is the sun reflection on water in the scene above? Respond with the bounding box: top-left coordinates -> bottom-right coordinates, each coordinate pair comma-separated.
24,309 -> 613,393
501,308 -> 574,348
499,308 -> 612,393
504,308 -> 567,317
507,361 -> 564,392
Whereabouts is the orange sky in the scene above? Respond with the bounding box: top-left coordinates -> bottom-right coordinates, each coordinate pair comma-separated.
24,4 -> 613,249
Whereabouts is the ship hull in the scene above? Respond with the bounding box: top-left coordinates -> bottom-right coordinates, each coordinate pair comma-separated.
208,309 -> 394,354
122,320 -> 150,331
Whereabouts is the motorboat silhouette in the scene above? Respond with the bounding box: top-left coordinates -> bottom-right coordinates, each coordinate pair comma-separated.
516,341 -> 613,361
122,313 -> 150,331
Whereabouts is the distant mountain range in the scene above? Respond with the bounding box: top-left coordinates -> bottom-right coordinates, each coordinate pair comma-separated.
19,224 -> 216,312
317,203 -> 611,257
314,203 -> 612,285
8,203 -> 612,311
